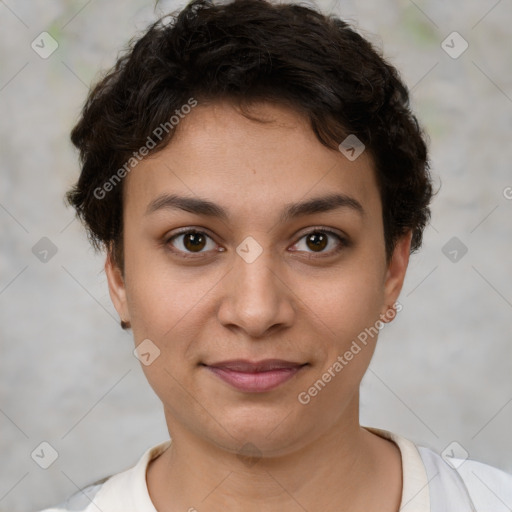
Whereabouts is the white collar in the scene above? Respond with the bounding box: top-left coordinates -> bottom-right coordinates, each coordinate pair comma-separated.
91,428 -> 430,511
365,427 -> 430,511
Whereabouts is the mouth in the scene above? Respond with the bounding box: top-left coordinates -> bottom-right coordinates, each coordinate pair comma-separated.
201,359 -> 308,393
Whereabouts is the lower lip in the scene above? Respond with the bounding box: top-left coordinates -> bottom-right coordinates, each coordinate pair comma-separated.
205,366 -> 305,393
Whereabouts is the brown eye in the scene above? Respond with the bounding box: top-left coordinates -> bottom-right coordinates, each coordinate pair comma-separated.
183,232 -> 206,252
291,229 -> 347,256
167,230 -> 217,255
305,232 -> 328,252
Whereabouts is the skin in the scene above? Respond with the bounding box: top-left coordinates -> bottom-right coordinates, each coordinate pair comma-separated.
105,100 -> 412,512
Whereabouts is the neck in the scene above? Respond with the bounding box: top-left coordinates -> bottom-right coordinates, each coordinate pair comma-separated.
146,396 -> 402,512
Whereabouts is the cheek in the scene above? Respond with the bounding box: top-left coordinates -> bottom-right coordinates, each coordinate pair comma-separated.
306,265 -> 385,340
294,275 -> 384,413
123,236 -> 217,336
297,262 -> 386,404
123,264 -> 207,410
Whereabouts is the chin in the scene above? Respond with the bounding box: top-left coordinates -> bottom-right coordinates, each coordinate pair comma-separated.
207,405 -> 310,455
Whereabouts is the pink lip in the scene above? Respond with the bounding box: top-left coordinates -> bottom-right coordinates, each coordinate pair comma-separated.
204,359 -> 307,393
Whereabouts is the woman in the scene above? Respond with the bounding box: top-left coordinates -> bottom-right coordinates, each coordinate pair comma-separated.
40,0 -> 512,510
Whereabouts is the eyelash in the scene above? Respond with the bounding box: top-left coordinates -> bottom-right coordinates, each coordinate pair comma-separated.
164,227 -> 349,259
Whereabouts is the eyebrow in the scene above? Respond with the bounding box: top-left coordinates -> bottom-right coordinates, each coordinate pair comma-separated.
145,192 -> 365,222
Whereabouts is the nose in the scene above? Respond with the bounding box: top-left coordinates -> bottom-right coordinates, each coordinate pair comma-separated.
217,244 -> 295,339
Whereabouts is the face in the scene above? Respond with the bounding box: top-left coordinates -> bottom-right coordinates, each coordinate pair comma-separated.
106,100 -> 411,457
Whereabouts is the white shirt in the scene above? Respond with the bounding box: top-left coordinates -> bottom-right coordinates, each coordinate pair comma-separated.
39,428 -> 512,512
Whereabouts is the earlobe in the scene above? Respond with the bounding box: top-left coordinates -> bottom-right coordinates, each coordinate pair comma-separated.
105,251 -> 131,328
381,231 -> 413,321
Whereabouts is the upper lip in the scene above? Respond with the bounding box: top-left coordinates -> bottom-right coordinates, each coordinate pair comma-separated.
204,359 -> 306,372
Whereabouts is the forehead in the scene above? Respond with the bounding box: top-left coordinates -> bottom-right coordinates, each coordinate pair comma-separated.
123,101 -> 381,224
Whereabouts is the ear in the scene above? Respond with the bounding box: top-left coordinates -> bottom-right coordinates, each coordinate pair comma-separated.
380,230 -> 413,321
105,250 -> 130,326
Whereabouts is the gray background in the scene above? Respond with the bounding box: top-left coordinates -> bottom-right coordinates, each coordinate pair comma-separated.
1,0 -> 511,510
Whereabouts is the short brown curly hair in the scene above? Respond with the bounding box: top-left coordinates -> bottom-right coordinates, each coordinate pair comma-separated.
67,0 -> 433,268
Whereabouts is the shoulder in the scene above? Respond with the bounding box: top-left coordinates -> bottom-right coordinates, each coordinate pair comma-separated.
456,455 -> 512,511
37,481 -> 105,511
418,445 -> 512,511
366,427 -> 512,511
36,440 -> 171,512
